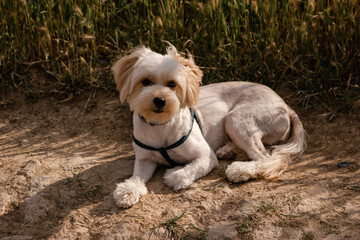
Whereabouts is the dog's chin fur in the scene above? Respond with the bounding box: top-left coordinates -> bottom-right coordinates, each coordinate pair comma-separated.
128,85 -> 181,125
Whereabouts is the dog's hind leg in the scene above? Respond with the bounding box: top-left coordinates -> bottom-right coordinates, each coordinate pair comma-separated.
223,105 -> 298,183
224,108 -> 270,157
215,142 -> 237,160
216,142 -> 253,162
224,133 -> 269,182
223,108 -> 279,182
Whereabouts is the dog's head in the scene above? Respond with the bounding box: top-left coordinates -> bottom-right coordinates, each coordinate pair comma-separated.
112,44 -> 202,125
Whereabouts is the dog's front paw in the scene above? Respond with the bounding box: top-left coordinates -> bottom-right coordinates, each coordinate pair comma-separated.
113,177 -> 147,208
163,167 -> 193,191
225,161 -> 258,183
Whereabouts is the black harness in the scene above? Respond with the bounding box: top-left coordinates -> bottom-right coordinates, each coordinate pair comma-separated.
132,108 -> 202,167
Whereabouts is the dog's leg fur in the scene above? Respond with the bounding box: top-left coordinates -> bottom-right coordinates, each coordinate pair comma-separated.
216,143 -> 236,160
163,150 -> 218,191
113,159 -> 157,208
224,105 -> 305,182
216,142 -> 250,162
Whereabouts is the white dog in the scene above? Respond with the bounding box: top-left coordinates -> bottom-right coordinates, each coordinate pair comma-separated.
112,45 -> 306,208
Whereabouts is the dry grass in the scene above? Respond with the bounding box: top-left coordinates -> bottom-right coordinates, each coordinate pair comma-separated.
0,0 -> 359,106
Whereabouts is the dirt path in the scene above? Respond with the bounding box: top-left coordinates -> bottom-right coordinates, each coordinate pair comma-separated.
0,91 -> 359,240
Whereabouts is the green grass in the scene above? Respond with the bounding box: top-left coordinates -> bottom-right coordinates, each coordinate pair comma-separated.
150,210 -> 205,239
235,214 -> 261,236
1,0 -> 359,106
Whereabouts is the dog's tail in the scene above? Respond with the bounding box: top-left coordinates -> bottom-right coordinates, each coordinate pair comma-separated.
258,108 -> 307,180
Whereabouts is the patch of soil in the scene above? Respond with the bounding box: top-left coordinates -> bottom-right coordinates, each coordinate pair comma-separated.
0,90 -> 359,240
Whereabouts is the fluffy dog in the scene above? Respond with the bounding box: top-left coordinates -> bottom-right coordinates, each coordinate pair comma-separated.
112,45 -> 306,208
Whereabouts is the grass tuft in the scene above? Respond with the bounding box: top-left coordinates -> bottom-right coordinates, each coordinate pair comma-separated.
235,214 -> 261,236
150,210 -> 205,240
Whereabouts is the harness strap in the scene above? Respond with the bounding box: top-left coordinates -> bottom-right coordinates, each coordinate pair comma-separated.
132,108 -> 201,167
158,148 -> 179,167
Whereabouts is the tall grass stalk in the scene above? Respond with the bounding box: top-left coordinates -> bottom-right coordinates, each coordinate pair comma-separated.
0,0 -> 359,104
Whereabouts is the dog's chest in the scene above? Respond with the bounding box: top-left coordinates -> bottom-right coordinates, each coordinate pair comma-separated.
144,145 -> 195,166
132,110 -> 208,166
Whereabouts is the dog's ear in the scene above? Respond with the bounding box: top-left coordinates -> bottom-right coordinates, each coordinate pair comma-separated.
166,44 -> 203,107
178,55 -> 203,107
112,47 -> 149,102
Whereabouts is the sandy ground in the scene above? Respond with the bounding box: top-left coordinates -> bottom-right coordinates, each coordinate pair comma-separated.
0,89 -> 359,240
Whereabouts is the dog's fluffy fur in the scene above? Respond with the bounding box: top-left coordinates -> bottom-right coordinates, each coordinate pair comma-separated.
112,45 -> 306,208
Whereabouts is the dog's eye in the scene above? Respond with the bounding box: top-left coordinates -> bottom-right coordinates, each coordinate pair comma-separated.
167,81 -> 177,88
141,79 -> 152,86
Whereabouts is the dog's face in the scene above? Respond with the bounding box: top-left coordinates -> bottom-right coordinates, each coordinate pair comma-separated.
112,45 -> 202,125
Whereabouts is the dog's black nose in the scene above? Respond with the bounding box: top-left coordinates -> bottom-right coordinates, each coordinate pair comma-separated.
153,97 -> 166,108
